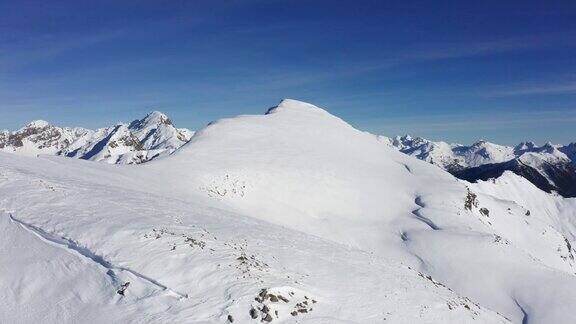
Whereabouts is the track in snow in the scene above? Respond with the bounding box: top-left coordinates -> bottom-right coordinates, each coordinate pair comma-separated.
410,196 -> 440,230
7,213 -> 188,299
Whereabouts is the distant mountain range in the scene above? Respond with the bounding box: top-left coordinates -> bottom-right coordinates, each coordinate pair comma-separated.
390,135 -> 576,197
0,111 -> 193,164
2,112 -> 574,197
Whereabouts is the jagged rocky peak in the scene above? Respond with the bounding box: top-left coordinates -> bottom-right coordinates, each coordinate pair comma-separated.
393,135 -> 431,149
1,111 -> 193,164
471,139 -> 487,146
541,142 -> 558,153
514,141 -> 537,153
129,111 -> 173,130
0,119 -> 84,154
467,139 -> 510,152
15,120 -> 56,140
23,120 -> 51,129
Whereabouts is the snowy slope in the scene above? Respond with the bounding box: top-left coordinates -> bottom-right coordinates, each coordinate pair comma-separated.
0,111 -> 193,164
0,153 -> 506,323
471,171 -> 576,241
1,99 -> 576,323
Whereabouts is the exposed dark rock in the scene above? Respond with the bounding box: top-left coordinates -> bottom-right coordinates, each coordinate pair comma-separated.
268,294 -> 279,302
464,188 -> 478,211
262,313 -> 273,322
259,289 -> 268,298
249,308 -> 258,319
117,282 -> 130,296
277,295 -> 289,303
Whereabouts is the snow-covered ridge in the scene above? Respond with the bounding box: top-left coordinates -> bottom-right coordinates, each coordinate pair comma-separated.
0,111 -> 193,164
391,135 -> 575,170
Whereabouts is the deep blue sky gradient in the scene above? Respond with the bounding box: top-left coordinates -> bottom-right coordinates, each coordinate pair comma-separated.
0,0 -> 575,144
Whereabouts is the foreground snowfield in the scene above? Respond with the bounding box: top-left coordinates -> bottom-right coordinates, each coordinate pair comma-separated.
1,99 -> 575,323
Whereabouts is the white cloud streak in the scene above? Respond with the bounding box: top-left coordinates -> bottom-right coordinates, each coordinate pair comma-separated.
485,82 -> 576,97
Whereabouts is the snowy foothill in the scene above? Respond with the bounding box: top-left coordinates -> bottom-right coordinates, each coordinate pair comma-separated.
1,99 -> 576,323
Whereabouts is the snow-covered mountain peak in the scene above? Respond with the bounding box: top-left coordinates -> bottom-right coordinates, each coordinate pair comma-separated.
514,141 -> 537,154
465,140 -> 515,162
395,134 -> 410,142
30,120 -> 50,127
23,119 -> 51,129
130,110 -> 173,130
393,135 -> 431,148
125,110 -> 192,154
468,139 -> 504,151
541,142 -> 557,152
265,98 -> 329,115
1,111 -> 193,164
147,110 -> 170,120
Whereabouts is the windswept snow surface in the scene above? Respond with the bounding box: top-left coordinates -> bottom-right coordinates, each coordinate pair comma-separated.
1,99 -> 575,323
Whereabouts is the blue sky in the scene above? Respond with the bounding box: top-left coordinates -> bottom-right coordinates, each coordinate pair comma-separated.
0,0 -> 574,144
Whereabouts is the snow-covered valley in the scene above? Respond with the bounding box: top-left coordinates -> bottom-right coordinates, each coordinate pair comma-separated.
1,99 -> 576,323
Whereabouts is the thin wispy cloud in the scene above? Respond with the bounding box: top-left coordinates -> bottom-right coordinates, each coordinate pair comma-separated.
0,30 -> 126,70
402,32 -> 575,62
218,33 -> 576,90
485,81 -> 576,97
